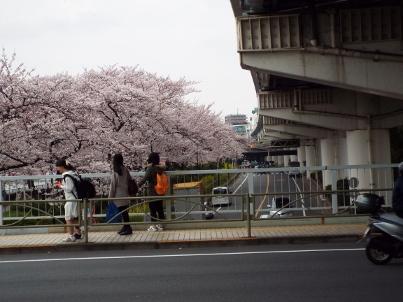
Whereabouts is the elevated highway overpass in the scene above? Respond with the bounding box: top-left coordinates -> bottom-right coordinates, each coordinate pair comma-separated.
230,0 -> 403,191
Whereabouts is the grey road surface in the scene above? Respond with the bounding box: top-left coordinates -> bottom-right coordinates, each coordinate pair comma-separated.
171,171 -> 325,220
0,242 -> 401,302
171,173 -> 267,220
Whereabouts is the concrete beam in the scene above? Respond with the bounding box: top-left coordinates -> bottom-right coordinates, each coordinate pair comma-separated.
251,71 -> 270,93
372,111 -> 403,129
241,50 -> 403,100
263,132 -> 304,140
230,0 -> 242,17
264,124 -> 335,138
260,108 -> 364,131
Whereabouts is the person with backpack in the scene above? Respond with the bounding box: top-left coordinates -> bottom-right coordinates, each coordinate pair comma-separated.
108,154 -> 137,235
138,152 -> 168,231
55,159 -> 82,242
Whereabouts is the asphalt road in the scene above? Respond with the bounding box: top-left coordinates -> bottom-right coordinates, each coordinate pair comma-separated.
170,172 -> 318,220
170,173 -> 267,220
256,171 -> 326,217
0,242 -> 401,302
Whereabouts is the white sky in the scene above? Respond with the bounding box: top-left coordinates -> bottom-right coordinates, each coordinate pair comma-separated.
0,0 -> 256,118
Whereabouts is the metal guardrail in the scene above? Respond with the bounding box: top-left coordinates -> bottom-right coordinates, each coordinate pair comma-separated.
0,194 -> 249,241
0,170 -> 246,223
0,188 -> 391,242
0,164 -> 399,240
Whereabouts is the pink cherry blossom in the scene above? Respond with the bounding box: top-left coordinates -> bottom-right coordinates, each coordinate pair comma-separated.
1,51 -> 246,174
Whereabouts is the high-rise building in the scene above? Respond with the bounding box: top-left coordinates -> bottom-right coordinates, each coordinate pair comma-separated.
225,114 -> 250,137
225,114 -> 248,126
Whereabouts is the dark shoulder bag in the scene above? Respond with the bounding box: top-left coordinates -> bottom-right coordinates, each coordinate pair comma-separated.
127,171 -> 138,196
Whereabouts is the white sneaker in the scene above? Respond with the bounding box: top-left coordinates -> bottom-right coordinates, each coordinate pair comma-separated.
62,235 -> 76,242
156,224 -> 164,231
147,225 -> 158,232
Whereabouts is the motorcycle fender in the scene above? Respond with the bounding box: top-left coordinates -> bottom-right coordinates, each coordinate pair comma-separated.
364,225 -> 383,238
363,227 -> 371,239
373,222 -> 403,239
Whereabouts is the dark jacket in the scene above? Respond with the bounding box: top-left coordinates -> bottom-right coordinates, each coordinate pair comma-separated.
392,175 -> 403,212
138,165 -> 165,197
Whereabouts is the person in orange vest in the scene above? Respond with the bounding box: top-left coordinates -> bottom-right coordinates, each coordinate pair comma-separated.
138,152 -> 167,231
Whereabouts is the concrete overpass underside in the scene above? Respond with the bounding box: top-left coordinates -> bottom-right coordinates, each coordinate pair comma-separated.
231,0 -> 403,190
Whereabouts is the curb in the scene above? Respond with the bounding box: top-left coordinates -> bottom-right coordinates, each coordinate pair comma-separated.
0,234 -> 363,255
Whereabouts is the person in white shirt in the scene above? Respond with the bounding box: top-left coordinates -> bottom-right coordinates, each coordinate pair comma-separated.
55,159 -> 82,242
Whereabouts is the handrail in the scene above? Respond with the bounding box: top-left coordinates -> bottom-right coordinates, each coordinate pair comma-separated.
0,163 -> 400,180
0,185 -> 394,209
0,164 -> 397,244
0,187 -> 392,206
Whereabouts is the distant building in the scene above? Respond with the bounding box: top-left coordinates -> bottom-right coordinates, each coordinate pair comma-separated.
225,114 -> 250,137
225,114 -> 248,125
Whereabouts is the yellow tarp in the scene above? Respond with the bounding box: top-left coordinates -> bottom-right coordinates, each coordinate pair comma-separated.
173,181 -> 202,190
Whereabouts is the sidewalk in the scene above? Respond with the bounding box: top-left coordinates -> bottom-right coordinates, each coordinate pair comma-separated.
0,223 -> 366,253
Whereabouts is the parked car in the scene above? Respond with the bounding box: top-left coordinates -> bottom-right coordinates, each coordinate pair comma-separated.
260,208 -> 293,219
211,187 -> 231,206
260,197 -> 293,218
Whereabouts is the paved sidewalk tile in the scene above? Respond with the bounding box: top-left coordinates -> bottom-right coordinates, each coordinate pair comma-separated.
0,224 -> 367,250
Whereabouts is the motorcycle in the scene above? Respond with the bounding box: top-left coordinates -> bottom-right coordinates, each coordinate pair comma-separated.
356,193 -> 403,265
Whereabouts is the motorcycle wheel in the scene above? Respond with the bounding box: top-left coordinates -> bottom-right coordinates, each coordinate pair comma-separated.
366,237 -> 392,265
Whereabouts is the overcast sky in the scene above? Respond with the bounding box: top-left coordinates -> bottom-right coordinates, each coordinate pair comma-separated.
1,0 -> 256,118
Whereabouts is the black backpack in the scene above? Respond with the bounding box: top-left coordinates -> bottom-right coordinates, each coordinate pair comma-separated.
63,174 -> 96,199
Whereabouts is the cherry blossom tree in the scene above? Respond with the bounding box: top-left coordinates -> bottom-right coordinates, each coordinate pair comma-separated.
0,51 -> 246,174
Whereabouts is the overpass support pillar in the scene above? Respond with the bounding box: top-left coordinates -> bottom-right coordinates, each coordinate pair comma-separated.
305,146 -> 317,167
346,129 -> 392,196
277,156 -> 284,167
297,147 -> 306,166
305,145 -> 317,179
284,154 -> 290,167
320,137 -> 348,188
320,138 -> 336,188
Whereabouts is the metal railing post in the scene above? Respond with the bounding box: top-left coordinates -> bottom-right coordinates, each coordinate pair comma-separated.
83,198 -> 89,244
246,195 -> 252,238
0,179 -> 3,226
241,194 -> 245,220
247,172 -> 255,217
244,172 -> 255,237
331,170 -> 338,214
166,176 -> 173,220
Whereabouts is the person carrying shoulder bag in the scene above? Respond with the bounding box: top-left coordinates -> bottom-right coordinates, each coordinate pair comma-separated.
109,154 -> 137,235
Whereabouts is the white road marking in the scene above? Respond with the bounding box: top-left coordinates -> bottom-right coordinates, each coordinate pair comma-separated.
255,174 -> 271,218
291,177 -> 307,216
232,174 -> 248,194
0,248 -> 365,265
